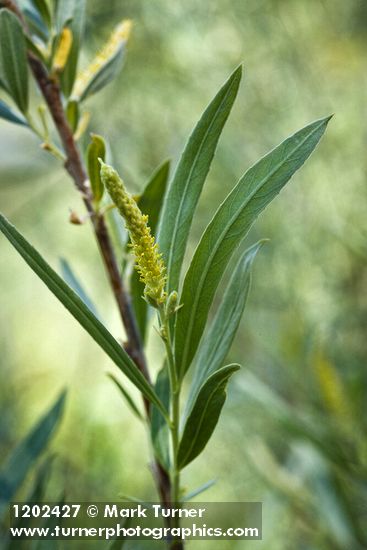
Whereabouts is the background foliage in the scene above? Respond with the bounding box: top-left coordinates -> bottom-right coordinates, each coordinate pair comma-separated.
1,0 -> 366,548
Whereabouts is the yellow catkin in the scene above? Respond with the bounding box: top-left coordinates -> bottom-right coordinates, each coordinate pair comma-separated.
53,27 -> 73,73
100,161 -> 167,306
72,20 -> 132,99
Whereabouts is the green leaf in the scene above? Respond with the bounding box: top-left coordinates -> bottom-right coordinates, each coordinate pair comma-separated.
0,9 -> 29,113
0,99 -> 28,126
55,0 -> 76,28
25,35 -> 48,63
175,116 -> 331,379
0,391 -> 65,516
59,258 -> 100,319
183,479 -> 216,501
30,0 -> 52,27
87,133 -> 106,204
66,98 -> 79,132
130,160 -> 170,341
186,240 -> 264,414
137,160 -> 170,233
150,364 -> 171,471
23,6 -> 48,41
158,66 -> 242,294
78,39 -> 127,102
0,213 -> 167,418
57,0 -> 85,97
178,364 -> 240,470
108,373 -> 144,421
25,456 -> 53,503
8,457 -> 54,546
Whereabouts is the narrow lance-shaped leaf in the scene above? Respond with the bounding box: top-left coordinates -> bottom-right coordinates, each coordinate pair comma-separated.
0,391 -> 66,517
183,479 -> 216,501
87,133 -> 106,204
30,0 -> 52,28
72,19 -> 132,102
137,161 -> 170,231
66,99 -> 79,132
186,240 -> 265,415
56,0 -> 76,27
150,364 -> 171,471
177,364 -> 240,470
130,160 -> 170,341
0,213 -> 167,418
25,34 -> 48,63
158,66 -> 242,294
175,116 -> 331,379
25,456 -> 53,504
8,457 -> 54,540
23,6 -> 48,40
0,9 -> 29,113
0,99 -> 28,126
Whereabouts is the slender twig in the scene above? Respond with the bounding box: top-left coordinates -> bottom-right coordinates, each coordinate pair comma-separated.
27,52 -> 149,378
3,0 -> 174,519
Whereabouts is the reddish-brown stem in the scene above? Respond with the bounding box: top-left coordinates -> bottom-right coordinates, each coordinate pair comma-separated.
27,53 -> 150,381
2,0 -> 174,527
27,51 -> 176,526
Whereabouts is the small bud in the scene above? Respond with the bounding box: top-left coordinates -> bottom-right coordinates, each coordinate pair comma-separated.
165,290 -> 179,317
69,209 -> 84,225
159,324 -> 167,341
41,142 -> 52,152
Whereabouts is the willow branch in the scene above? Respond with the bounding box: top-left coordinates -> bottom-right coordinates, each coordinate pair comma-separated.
4,0 -> 174,526
27,54 -> 150,377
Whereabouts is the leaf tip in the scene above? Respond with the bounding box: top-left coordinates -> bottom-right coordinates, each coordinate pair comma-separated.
53,388 -> 67,418
318,114 -> 334,128
257,237 -> 270,247
232,63 -> 243,82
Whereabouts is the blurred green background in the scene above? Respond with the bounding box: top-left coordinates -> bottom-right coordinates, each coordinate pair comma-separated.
1,0 -> 367,548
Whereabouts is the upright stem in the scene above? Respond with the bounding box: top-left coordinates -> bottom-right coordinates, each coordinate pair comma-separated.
158,307 -> 183,549
171,387 -> 181,504
3,0 -> 173,515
